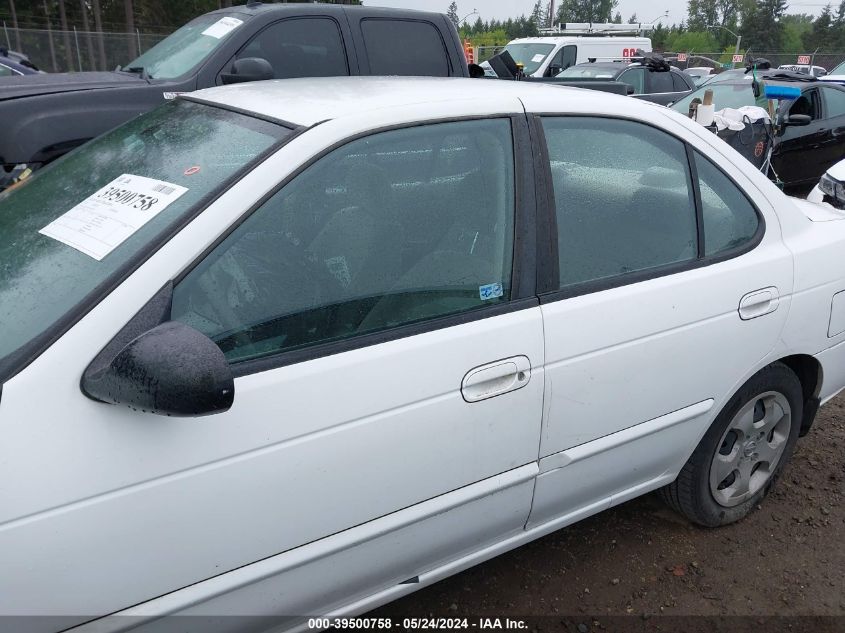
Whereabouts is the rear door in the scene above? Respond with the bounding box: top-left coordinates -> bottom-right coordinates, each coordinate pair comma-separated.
819,85 -> 845,174
521,108 -> 793,527
775,88 -> 826,186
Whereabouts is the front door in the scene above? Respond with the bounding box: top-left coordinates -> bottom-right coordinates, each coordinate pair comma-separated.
0,117 -> 544,623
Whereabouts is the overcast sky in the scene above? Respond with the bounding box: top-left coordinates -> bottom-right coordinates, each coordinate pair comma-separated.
370,0 -> 827,26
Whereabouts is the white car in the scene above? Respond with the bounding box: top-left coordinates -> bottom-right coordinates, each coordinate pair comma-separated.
808,158 -> 845,209
2,77 -> 845,632
777,63 -> 828,77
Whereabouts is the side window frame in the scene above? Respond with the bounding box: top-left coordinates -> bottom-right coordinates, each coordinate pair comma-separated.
530,114 -> 766,302
216,16 -> 352,84
356,17 -> 453,77
170,115 -> 538,377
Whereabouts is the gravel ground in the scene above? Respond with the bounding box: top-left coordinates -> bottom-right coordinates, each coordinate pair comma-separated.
373,395 -> 845,630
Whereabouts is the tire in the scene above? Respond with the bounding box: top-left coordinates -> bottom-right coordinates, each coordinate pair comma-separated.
661,362 -> 803,527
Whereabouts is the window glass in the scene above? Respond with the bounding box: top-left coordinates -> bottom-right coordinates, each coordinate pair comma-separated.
822,86 -> 845,117
0,64 -> 12,77
650,70 -> 675,93
0,100 -> 287,377
124,12 -> 248,79
542,117 -> 697,288
362,19 -> 449,76
694,151 -> 759,255
172,119 -> 515,363
618,68 -> 645,93
789,90 -> 818,119
500,43 -> 554,75
672,72 -> 691,91
237,18 -> 348,78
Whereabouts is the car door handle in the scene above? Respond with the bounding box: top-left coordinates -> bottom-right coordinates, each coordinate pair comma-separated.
461,356 -> 531,403
739,287 -> 780,320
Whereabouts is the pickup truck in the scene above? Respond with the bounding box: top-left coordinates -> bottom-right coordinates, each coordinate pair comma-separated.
0,3 -> 467,187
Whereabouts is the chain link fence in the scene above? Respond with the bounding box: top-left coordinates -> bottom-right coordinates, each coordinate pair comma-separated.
2,23 -> 167,73
673,51 -> 845,72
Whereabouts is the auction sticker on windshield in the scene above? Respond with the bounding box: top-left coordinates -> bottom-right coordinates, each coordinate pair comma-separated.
201,17 -> 243,39
39,174 -> 188,261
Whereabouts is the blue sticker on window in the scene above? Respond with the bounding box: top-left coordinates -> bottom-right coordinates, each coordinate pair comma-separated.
479,283 -> 503,301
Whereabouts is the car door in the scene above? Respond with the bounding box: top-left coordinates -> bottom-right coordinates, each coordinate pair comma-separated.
215,15 -> 353,84
0,115 -> 544,625
774,88 -> 826,186
523,112 -> 793,527
818,85 -> 845,174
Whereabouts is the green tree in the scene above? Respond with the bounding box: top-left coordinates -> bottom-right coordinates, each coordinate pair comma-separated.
447,1 -> 459,29
556,0 -> 619,23
740,0 -> 788,51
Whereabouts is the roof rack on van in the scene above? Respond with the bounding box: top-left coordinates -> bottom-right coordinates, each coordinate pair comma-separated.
539,22 -> 656,35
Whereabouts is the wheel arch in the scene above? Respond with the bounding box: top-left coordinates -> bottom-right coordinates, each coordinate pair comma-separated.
775,353 -> 823,436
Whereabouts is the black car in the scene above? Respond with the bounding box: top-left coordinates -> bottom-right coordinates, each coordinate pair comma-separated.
0,48 -> 40,77
556,60 -> 697,105
0,3 -> 467,189
672,73 -> 845,190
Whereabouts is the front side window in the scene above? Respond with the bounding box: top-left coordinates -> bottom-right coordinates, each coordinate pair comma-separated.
123,12 -> 248,79
0,64 -> 13,77
172,119 -> 516,364
695,151 -> 760,256
362,19 -> 450,76
618,68 -> 645,93
236,18 -> 348,78
0,100 -> 288,379
542,117 -> 696,289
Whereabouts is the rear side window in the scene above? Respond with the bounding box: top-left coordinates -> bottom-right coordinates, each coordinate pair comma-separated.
361,19 -> 450,76
672,72 -> 691,91
542,117 -> 697,289
649,70 -> 675,93
694,151 -> 760,256
822,86 -> 845,117
237,18 -> 349,78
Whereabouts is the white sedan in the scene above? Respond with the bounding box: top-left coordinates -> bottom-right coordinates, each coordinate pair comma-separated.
2,77 -> 845,632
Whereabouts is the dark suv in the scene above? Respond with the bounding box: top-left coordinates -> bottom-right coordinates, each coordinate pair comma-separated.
556,60 -> 696,105
0,3 -> 467,188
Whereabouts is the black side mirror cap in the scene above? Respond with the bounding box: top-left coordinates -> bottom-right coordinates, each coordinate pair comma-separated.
82,321 -> 234,417
221,57 -> 275,85
784,114 -> 812,127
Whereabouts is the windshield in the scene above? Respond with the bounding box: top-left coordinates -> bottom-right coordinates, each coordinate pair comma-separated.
557,65 -> 619,79
0,99 -> 288,379
123,12 -> 247,79
831,61 -> 845,75
501,43 -> 555,74
672,81 -> 766,113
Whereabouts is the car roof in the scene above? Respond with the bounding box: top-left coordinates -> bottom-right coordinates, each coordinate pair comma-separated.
188,76 -> 647,128
208,2 -> 446,21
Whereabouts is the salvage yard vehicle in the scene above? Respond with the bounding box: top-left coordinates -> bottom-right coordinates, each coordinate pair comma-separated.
0,47 -> 40,77
808,157 -> 845,209
3,77 -> 845,632
555,57 -> 696,105
0,3 -> 467,189
672,72 -> 845,190
479,23 -> 652,78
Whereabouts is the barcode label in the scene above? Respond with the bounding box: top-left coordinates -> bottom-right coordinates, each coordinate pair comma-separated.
152,184 -> 176,195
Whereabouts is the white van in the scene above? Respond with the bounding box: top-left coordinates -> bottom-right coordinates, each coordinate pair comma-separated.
480,24 -> 653,78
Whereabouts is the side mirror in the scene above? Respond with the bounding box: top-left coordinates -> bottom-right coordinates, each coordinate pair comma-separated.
546,64 -> 562,77
221,57 -> 274,85
784,114 -> 812,127
625,83 -> 635,95
81,321 -> 234,417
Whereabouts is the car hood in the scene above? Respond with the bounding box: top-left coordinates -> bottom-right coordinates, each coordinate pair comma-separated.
0,71 -> 145,101
826,159 -> 845,182
792,197 -> 845,222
